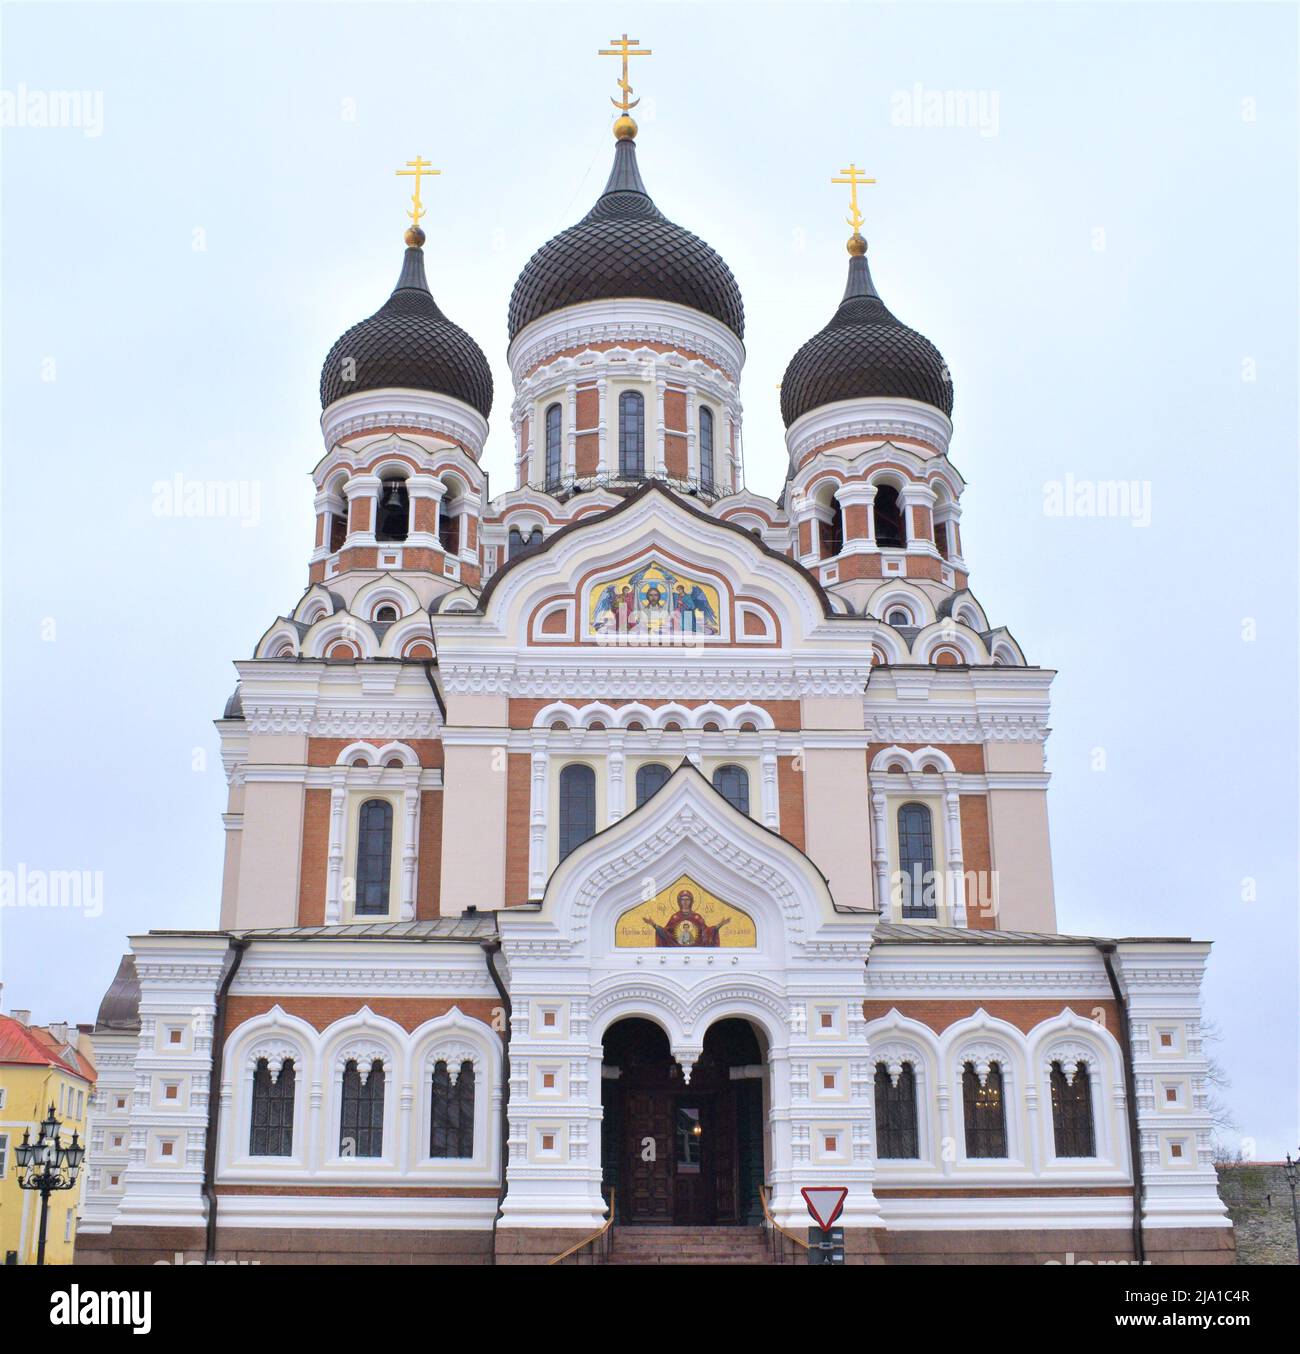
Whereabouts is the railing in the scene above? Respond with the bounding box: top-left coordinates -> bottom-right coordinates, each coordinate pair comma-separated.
547,1189 -> 615,1266
525,471 -> 726,505
758,1185 -> 811,1265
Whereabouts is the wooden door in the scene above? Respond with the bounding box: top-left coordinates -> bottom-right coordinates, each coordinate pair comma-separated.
623,1088 -> 673,1223
672,1098 -> 713,1224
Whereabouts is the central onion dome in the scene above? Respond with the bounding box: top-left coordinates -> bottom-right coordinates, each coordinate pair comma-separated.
508,132 -> 744,342
780,233 -> 952,426
320,227 -> 493,417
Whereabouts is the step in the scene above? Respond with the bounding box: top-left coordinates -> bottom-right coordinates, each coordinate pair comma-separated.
606,1251 -> 774,1261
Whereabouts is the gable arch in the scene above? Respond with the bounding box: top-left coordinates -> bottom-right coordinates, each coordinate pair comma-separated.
468,483 -> 853,652
534,763 -> 838,955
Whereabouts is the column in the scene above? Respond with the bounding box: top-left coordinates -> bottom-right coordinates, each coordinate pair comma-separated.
344,473 -> 381,543
791,493 -> 825,568
596,377 -> 609,473
528,733 -> 548,898
943,779 -> 967,927
654,373 -> 667,477
899,483 -> 937,550
406,473 -> 444,547
871,788 -> 892,918
607,730 -> 626,823
400,768 -> 421,921
565,382 -> 578,480
836,482 -> 878,553
760,735 -> 779,830
324,770 -> 348,925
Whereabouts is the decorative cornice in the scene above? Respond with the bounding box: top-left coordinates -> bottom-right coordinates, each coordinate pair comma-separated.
439,660 -> 873,700
321,388 -> 488,458
507,299 -> 746,386
862,709 -> 1052,744
785,397 -> 954,462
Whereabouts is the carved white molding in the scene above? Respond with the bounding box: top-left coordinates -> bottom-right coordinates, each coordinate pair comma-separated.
507,299 -> 746,386
321,388 -> 489,458
440,661 -> 874,700
247,1040 -> 300,1079
785,397 -> 954,462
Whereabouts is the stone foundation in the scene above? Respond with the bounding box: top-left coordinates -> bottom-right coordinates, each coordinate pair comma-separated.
77,1225 -> 492,1267
850,1226 -> 1235,1266
78,1222 -> 1234,1267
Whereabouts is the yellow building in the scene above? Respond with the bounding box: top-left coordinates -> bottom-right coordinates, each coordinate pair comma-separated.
0,1011 -> 96,1265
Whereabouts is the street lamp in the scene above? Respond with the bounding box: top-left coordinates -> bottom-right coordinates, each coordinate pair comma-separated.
1284,1152 -> 1300,1267
12,1103 -> 85,1266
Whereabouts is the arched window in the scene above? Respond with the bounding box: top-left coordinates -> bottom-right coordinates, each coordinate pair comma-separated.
249,1057 -> 296,1157
507,525 -> 544,560
619,390 -> 645,478
635,762 -> 671,807
430,1059 -> 475,1158
874,1062 -> 919,1158
1050,1060 -> 1096,1157
355,799 -> 393,916
819,496 -> 844,558
340,1059 -> 385,1158
438,486 -> 460,555
712,764 -> 750,815
374,604 -> 398,624
544,402 -> 563,488
874,485 -> 906,548
699,406 -> 715,489
897,802 -> 936,919
961,1061 -> 1008,1158
558,764 -> 596,860
376,478 -> 410,542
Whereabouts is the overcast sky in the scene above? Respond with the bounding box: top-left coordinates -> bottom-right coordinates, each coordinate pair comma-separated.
2,3 -> 1296,1157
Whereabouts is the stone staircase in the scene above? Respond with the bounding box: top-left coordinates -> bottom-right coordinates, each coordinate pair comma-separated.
605,1224 -> 776,1266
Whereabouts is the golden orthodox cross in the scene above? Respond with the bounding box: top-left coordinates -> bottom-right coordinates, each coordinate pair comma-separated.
599,33 -> 652,111
832,163 -> 876,233
395,157 -> 439,226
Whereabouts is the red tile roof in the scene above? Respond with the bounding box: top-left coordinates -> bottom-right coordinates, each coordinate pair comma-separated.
0,1016 -> 91,1080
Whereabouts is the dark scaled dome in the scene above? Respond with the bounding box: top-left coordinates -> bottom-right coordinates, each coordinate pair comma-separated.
780,240 -> 952,426
320,236 -> 493,417
508,136 -> 744,342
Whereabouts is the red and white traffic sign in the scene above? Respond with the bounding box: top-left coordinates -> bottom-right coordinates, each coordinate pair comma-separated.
800,1186 -> 848,1230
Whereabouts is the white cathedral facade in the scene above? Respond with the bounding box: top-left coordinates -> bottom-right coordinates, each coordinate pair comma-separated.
81,99 -> 1232,1265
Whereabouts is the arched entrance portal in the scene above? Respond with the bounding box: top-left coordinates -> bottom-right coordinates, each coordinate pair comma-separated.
601,1017 -> 767,1226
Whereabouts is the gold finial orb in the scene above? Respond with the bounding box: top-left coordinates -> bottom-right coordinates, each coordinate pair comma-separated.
847,232 -> 867,257
405,225 -> 426,248
614,113 -> 638,141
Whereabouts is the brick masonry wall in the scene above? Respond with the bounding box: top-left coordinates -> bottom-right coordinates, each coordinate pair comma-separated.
861,998 -> 1120,1034
778,756 -> 807,853
297,788 -> 330,926
959,793 -> 995,929
416,788 -> 442,918
505,752 -> 531,905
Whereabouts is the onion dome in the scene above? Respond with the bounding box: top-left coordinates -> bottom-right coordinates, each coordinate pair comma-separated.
320,227 -> 493,417
780,233 -> 952,426
508,130 -> 744,341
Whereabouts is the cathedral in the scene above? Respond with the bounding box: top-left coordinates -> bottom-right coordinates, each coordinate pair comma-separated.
81,46 -> 1232,1266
